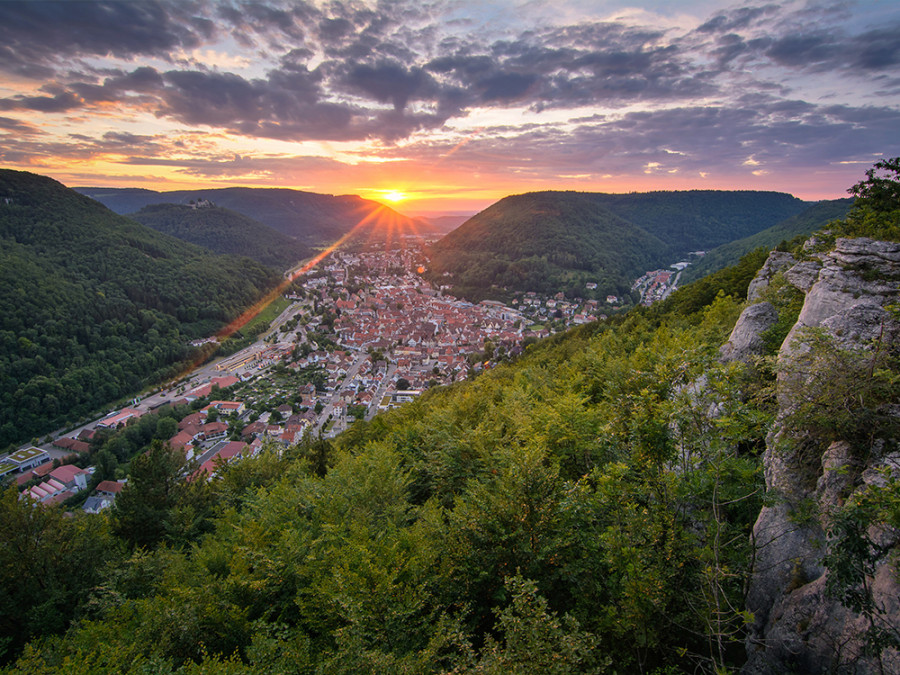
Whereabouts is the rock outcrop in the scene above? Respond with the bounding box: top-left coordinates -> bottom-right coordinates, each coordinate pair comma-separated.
742,238 -> 900,674
747,250 -> 797,302
720,302 -> 778,363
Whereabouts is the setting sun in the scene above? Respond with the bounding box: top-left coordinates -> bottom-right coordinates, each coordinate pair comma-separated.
381,190 -> 407,203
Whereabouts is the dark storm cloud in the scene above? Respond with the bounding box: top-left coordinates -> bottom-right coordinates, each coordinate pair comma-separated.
0,1 -> 210,77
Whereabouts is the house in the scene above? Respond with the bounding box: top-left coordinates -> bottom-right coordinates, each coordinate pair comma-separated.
169,430 -> 196,457
24,478 -> 68,503
49,464 -> 89,492
184,375 -> 239,401
52,437 -> 91,453
83,480 -> 125,514
96,480 -> 126,498
198,421 -> 228,442
201,401 -> 245,418
76,428 -> 97,442
179,412 -> 203,429
240,420 -> 267,440
193,441 -> 249,480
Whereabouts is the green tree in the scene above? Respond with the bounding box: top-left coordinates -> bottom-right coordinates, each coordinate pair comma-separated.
112,440 -> 211,550
155,415 -> 177,440
849,157 -> 900,213
458,576 -> 607,674
0,488 -> 120,665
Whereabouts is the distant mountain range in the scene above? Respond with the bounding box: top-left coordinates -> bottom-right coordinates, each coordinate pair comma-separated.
427,190 -> 819,301
75,186 -> 435,247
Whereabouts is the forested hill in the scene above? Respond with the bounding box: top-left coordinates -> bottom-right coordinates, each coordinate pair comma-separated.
428,189 -> 809,301
76,186 -> 429,246
587,189 -> 807,249
679,197 -> 854,284
128,203 -> 310,270
427,191 -> 669,301
0,170 -> 280,446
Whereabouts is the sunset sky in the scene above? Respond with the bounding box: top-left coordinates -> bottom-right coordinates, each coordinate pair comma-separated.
1,0 -> 898,214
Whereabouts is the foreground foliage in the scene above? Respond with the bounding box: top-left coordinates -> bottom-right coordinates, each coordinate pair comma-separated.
1,251 -> 775,674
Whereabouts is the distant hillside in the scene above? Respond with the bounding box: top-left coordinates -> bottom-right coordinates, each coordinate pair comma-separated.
129,203 -> 310,270
679,198 -> 854,284
588,190 -> 808,251
422,214 -> 472,234
428,190 -> 808,301
0,170 -> 280,446
76,186 -> 428,246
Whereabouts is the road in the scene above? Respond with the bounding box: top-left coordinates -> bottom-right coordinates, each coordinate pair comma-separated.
366,363 -> 397,421
21,300 -> 307,456
315,351 -> 369,436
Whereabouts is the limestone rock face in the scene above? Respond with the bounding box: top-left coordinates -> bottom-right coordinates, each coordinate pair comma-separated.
794,239 -> 900,330
720,302 -> 778,363
747,250 -> 797,302
742,237 -> 900,675
784,260 -> 821,292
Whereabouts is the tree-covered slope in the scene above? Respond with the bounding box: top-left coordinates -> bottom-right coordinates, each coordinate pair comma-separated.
76,186 -> 427,246
428,190 -> 810,301
0,170 -> 280,446
680,198 -> 854,284
1,247 -> 773,674
427,191 -> 670,301
128,203 -> 310,270
3,162 -> 898,675
590,189 -> 808,251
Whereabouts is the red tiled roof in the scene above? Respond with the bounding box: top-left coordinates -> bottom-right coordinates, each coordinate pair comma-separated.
49,464 -> 86,484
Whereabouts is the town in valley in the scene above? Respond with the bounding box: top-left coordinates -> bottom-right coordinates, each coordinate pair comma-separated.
2,238 -> 691,509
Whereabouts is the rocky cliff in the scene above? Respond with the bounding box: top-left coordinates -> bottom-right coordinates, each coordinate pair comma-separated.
734,238 -> 900,674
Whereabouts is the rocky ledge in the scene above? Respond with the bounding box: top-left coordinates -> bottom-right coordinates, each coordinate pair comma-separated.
739,238 -> 900,674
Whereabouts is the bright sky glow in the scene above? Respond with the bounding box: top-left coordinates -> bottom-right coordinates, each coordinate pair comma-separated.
0,0 -> 898,213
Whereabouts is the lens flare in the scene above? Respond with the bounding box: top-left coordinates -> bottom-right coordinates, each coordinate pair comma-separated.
171,203 -> 431,383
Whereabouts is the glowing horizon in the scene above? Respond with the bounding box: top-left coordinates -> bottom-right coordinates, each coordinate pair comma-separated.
0,1 -> 897,212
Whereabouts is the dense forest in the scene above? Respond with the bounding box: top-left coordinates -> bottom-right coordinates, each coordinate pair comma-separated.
426,192 -> 668,301
0,170 -> 281,446
679,198 -> 854,284
129,203 -> 310,270
2,162 -> 897,674
0,243 -> 785,673
428,190 -> 811,301
77,186 -> 430,246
